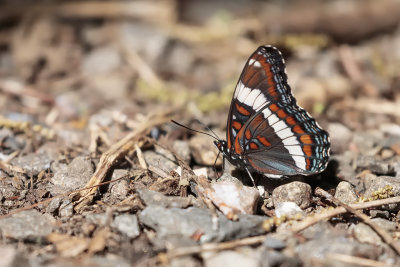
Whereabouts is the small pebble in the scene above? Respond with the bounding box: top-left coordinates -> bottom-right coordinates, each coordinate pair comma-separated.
334,181 -> 358,204
272,182 -> 312,209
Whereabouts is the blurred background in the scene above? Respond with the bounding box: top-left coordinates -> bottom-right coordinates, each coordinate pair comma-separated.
0,0 -> 399,146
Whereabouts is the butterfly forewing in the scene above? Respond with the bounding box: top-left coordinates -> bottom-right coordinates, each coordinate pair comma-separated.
225,45 -> 330,176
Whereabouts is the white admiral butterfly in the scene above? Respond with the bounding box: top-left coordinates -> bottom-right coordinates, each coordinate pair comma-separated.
214,45 -> 330,184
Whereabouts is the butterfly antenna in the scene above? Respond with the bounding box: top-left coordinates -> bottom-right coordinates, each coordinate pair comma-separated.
171,120 -> 218,141
192,119 -> 221,140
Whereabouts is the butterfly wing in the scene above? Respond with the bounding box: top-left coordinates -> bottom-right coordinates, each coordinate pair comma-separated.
226,45 -> 330,176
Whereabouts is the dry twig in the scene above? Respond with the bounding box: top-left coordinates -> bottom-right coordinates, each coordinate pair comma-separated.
71,110 -> 172,212
164,195 -> 400,259
315,187 -> 400,256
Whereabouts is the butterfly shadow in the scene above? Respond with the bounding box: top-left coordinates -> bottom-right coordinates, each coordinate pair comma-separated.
226,159 -> 341,193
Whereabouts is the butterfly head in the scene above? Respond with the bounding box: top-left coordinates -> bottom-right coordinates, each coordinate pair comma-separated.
214,140 -> 226,153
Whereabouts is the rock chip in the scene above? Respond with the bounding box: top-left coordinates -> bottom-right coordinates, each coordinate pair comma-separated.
139,206 -> 267,243
11,152 -> 53,176
172,140 -> 191,163
49,156 -> 94,195
274,202 -> 303,218
334,181 -> 358,204
82,46 -> 121,75
0,210 -> 54,240
327,123 -> 352,154
263,236 -> 286,250
356,156 -> 392,175
363,173 -> 400,204
272,182 -> 312,209
370,218 -> 397,232
210,181 -> 259,215
109,169 -> 130,199
204,250 -> 259,267
137,188 -> 197,209
296,234 -> 380,265
143,146 -> 178,173
350,223 -> 382,245
369,210 -> 390,219
0,246 -> 28,267
112,214 -> 140,239
189,134 -> 222,166
260,249 -> 301,267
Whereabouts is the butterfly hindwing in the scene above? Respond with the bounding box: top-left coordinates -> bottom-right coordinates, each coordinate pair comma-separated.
224,45 -> 330,177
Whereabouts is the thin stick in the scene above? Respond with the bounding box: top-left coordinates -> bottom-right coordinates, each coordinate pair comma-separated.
291,196 -> 400,232
164,195 -> 400,259
315,187 -> 400,256
326,253 -> 388,267
72,110 -> 173,212
164,235 -> 266,259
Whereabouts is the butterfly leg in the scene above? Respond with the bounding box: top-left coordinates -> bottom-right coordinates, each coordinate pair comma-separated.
213,151 -> 223,179
244,166 -> 256,187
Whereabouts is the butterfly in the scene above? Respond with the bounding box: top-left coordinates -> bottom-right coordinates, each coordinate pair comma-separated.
214,45 -> 330,185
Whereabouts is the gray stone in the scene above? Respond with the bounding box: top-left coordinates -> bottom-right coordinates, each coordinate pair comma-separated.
209,181 -> 260,215
274,202 -> 303,218
331,152 -> 358,186
369,209 -> 390,219
82,46 -> 121,75
300,221 -> 335,240
59,199 -> 74,217
45,197 -> 63,215
110,169 -> 130,199
120,22 -> 168,67
49,156 -> 94,195
350,223 -> 382,245
85,213 -> 108,226
137,188 -> 196,209
112,214 -> 140,239
370,218 -> 397,232
189,134 -> 222,166
272,182 -> 312,209
138,206 -> 267,243
81,255 -> 131,267
363,173 -> 400,205
327,123 -> 352,154
0,246 -> 28,267
0,210 -> 54,240
170,256 -> 200,267
172,140 -> 191,163
143,146 -> 178,174
263,236 -> 286,250
334,181 -> 358,204
204,250 -> 259,267
356,156 -> 392,175
110,180 -> 129,199
296,235 -> 380,265
260,249 -> 301,267
11,152 -> 53,176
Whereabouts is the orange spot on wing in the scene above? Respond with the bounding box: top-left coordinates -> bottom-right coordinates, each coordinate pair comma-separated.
277,109 -> 287,118
250,142 -> 259,150
232,121 -> 242,130
305,158 -> 311,169
235,102 -> 250,116
293,125 -> 305,134
286,116 -> 296,125
245,129 -> 251,140
257,136 -> 271,146
300,135 -> 313,144
303,145 -> 312,156
260,60 -> 277,97
269,103 -> 279,112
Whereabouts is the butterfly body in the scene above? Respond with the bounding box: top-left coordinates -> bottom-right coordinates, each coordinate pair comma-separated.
215,45 -> 330,182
